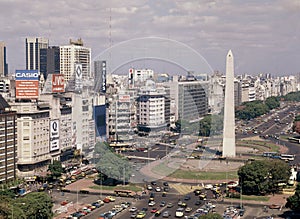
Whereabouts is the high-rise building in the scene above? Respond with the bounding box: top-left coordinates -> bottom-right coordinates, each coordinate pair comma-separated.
169,76 -> 209,123
40,46 -> 60,79
222,50 -> 236,157
0,41 -> 8,77
0,95 -> 17,184
25,37 -> 49,71
60,39 -> 91,82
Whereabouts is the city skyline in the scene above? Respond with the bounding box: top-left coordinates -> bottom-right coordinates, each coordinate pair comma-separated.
0,0 -> 300,75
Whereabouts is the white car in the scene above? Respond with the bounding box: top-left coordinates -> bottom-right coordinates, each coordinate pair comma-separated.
129,207 -> 137,212
204,184 -> 213,190
148,201 -> 156,206
155,187 -> 161,192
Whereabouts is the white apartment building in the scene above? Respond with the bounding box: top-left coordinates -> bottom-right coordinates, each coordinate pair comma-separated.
60,39 -> 91,82
137,80 -> 167,132
11,102 -> 51,174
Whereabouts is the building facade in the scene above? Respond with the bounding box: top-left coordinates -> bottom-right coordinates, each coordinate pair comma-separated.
40,46 -> 60,80
0,41 -> 8,77
60,39 -> 91,82
0,95 -> 17,184
25,37 -> 49,71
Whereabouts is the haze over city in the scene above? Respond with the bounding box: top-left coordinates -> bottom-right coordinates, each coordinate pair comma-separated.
1,0 -> 300,75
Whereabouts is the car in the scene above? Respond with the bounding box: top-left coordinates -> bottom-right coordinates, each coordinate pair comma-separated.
141,207 -> 148,212
199,193 -> 207,200
162,192 -> 167,197
103,198 -> 110,203
163,187 -> 169,192
154,211 -> 161,217
60,200 -> 68,206
268,204 -> 281,209
160,201 -> 166,207
175,208 -> 184,218
129,207 -> 138,212
163,182 -> 169,186
185,207 -> 192,212
92,202 -> 101,208
136,211 -> 146,219
147,185 -> 153,190
194,189 -> 201,195
204,184 -> 213,189
167,202 -> 174,208
184,195 -> 191,201
130,212 -> 137,218
105,196 -> 116,202
151,208 -> 158,213
162,211 -> 170,218
155,187 -> 161,192
195,200 -> 201,206
151,181 -> 157,185
148,201 -> 156,206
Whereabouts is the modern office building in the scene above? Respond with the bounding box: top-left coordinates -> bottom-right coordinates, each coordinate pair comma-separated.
0,41 -> 8,77
60,39 -> 91,82
25,37 -> 49,71
0,95 -> 17,184
169,76 -> 209,123
40,46 -> 60,79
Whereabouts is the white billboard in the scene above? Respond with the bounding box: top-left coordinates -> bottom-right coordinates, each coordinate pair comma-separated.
75,63 -> 83,94
50,120 -> 60,151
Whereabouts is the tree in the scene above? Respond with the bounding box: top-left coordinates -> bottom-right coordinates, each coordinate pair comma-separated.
286,184 -> 300,210
265,96 -> 280,110
238,159 -> 290,195
47,160 -> 63,180
94,142 -> 132,185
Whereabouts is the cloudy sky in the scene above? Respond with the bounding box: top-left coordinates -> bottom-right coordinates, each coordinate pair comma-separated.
1,0 -> 300,76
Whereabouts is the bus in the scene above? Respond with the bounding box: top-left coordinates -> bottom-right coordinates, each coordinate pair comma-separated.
114,189 -> 134,197
263,152 -> 278,158
280,154 -> 295,161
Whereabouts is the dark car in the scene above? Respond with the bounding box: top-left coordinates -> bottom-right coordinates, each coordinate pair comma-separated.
163,182 -> 169,186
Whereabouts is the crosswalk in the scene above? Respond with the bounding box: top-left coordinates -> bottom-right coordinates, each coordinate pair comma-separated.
170,183 -> 203,195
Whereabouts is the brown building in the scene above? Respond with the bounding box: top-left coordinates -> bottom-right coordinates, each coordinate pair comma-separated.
0,95 -> 17,184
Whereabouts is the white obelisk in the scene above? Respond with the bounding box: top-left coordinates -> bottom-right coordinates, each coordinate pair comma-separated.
222,50 -> 236,157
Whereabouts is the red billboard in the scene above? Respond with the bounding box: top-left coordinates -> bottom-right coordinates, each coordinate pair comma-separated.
52,74 -> 65,93
15,70 -> 39,99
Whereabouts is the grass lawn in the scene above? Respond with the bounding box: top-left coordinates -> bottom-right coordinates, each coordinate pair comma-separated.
168,169 -> 238,180
90,184 -> 143,192
226,195 -> 270,202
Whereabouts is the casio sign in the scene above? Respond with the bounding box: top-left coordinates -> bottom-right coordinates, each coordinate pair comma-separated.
16,72 -> 39,78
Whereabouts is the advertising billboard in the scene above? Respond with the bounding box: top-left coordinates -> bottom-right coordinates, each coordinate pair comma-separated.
15,70 -> 39,99
119,95 -> 130,103
75,63 -> 83,94
52,74 -> 65,93
50,120 -> 60,151
101,61 -> 106,93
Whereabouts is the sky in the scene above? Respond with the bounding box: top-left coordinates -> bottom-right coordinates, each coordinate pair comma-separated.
1,0 -> 300,76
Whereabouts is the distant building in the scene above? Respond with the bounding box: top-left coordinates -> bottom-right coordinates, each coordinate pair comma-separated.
94,60 -> 106,93
25,37 -> 49,71
40,46 -> 60,80
169,76 -> 209,123
0,95 -> 17,183
0,41 -> 8,77
60,39 -> 91,82
137,80 -> 167,133
128,68 -> 154,88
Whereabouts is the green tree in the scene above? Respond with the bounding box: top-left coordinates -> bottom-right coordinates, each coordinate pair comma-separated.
286,184 -> 300,210
94,142 -> 132,184
47,160 -> 63,179
265,96 -> 280,110
238,160 -> 290,195
18,192 -> 53,219
199,213 -> 223,219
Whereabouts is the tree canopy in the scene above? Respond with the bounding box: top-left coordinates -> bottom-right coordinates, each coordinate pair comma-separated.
94,142 -> 132,184
238,159 -> 290,195
286,184 -> 300,211
47,160 -> 63,179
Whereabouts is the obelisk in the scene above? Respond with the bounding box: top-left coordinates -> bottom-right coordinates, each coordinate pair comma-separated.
222,50 -> 236,157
